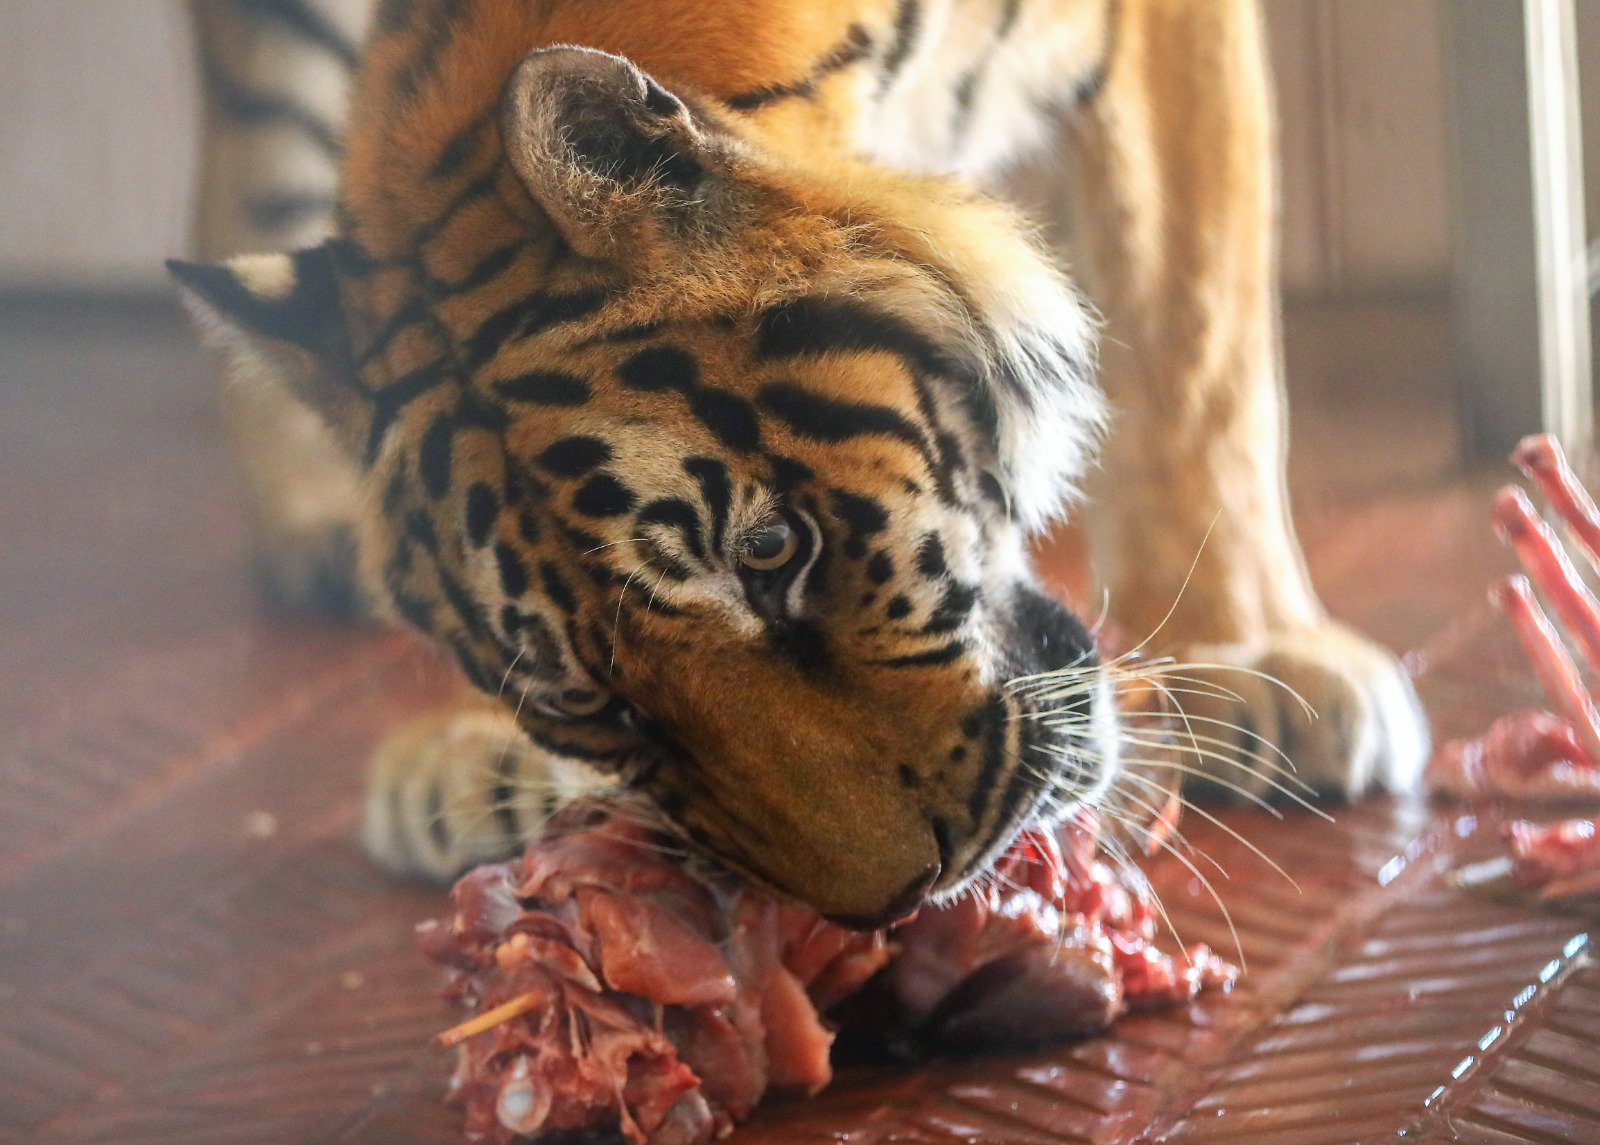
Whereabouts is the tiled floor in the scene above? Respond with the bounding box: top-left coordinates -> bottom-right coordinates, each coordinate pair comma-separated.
0,295 -> 1593,1145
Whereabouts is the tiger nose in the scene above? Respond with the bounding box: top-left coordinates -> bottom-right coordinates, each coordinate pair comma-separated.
823,861 -> 942,931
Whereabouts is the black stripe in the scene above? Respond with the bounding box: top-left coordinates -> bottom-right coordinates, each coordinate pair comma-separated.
967,699 -> 1010,822
996,0 -> 1024,39
896,350 -> 965,509
364,359 -> 451,462
430,109 -> 493,180
200,52 -> 342,157
465,289 -> 612,372
537,436 -> 611,477
495,370 -> 590,406
449,636 -> 501,694
756,296 -> 956,377
540,562 -> 578,614
391,0 -> 472,104
411,165 -> 501,250
418,415 -> 455,497
725,25 -> 873,111
831,489 -> 888,561
436,561 -> 494,643
490,750 -> 523,843
390,584 -> 435,635
235,0 -> 360,67
878,0 -> 923,94
167,247 -> 342,354
636,498 -> 708,564
619,345 -> 761,452
618,344 -> 699,393
984,748 -> 1045,863
356,295 -> 431,370
496,542 -> 530,597
438,241 -> 525,295
1074,0 -> 1121,106
950,65 -> 983,143
757,383 -> 926,451
871,641 -> 965,668
683,458 -> 733,553
404,509 -> 438,552
922,581 -> 977,635
465,482 -> 499,546
454,388 -> 511,433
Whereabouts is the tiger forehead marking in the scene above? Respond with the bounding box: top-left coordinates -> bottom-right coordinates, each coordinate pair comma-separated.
176,0 -> 1117,925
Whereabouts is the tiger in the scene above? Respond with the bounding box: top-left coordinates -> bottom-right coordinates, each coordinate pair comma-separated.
173,0 -> 1429,926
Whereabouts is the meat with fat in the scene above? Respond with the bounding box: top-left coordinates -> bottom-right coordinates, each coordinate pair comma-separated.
423,805 -> 1235,1144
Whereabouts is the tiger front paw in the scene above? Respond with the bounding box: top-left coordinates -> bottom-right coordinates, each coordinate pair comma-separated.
361,708 -> 610,882
1153,621 -> 1429,803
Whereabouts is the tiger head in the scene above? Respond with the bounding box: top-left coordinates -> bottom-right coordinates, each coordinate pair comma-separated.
173,46 -> 1113,927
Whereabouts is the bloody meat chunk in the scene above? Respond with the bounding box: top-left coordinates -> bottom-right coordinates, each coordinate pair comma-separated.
420,807 -> 892,1144
423,805 -> 1235,1144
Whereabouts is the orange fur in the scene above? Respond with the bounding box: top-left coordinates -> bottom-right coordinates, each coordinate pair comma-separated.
181,0 -> 1429,913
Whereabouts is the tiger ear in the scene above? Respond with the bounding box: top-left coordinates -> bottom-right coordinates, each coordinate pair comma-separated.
168,246 -> 367,455
500,46 -> 726,262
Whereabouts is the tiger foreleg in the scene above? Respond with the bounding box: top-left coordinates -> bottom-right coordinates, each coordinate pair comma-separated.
1056,0 -> 1427,800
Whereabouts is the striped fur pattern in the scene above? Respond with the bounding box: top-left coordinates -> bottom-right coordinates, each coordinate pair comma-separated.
180,0 -> 1430,920
179,0 -> 1119,925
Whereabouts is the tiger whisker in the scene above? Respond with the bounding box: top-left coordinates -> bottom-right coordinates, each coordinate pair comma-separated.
1114,766 -> 1299,895
1091,796 -> 1189,955
584,536 -> 651,557
609,555 -> 657,674
1072,702 -> 1309,789
1110,668 -> 1320,800
1137,819 -> 1246,972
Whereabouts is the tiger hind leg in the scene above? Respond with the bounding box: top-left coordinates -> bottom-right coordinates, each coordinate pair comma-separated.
362,706 -> 615,882
188,0 -> 374,615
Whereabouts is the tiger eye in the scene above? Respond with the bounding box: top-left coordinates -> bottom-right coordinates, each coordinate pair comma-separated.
740,521 -> 798,572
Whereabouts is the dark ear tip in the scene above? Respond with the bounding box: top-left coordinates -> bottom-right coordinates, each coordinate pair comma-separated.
166,258 -> 202,286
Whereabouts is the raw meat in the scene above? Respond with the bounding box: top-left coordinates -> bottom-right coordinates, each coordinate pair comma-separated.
1425,435 -> 1600,902
423,805 -> 1235,1144
1426,436 -> 1600,798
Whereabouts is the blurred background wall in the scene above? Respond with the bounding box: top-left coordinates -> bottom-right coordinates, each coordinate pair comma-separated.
0,0 -> 1594,300
0,2 -> 197,291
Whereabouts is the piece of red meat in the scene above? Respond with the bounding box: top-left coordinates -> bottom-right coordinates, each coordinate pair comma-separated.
1425,435 -> 1600,902
1427,436 -> 1600,798
423,806 -> 1235,1144
1505,819 -> 1600,899
1425,708 -> 1600,802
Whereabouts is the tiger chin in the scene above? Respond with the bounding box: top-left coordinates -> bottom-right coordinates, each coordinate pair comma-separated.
175,0 -> 1429,927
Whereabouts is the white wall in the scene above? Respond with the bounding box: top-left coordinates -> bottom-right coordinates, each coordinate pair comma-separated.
0,1 -> 198,291
1268,0 -> 1453,298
